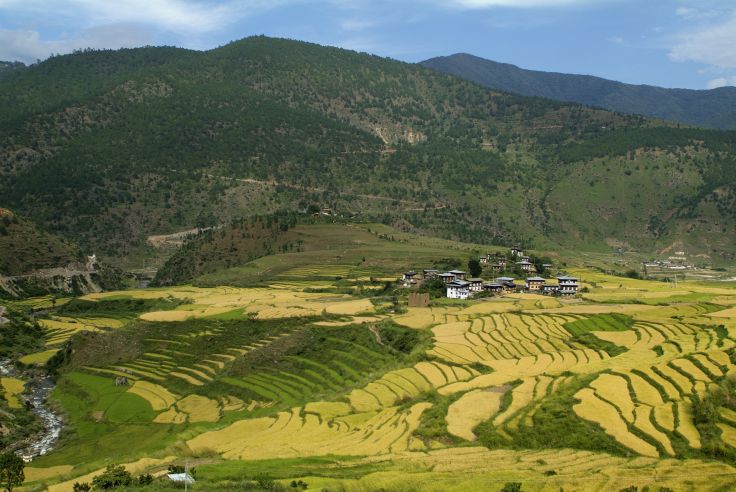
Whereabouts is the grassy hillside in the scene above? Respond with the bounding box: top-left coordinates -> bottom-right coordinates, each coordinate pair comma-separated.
156,221 -> 510,287
422,53 -> 736,130
0,208 -> 81,276
2,37 -> 736,265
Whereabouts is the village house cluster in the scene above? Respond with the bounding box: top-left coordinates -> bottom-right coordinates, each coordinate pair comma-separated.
400,247 -> 579,300
642,251 -> 696,271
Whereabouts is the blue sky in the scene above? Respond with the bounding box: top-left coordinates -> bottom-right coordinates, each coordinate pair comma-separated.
1,0 -> 735,89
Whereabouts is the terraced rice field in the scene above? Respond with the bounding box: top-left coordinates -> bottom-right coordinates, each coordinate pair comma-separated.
187,402 -> 431,459
427,313 -> 586,364
25,268 -> 736,490
0,377 -> 25,408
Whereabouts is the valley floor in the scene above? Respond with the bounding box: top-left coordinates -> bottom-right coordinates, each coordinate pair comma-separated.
10,258 -> 736,491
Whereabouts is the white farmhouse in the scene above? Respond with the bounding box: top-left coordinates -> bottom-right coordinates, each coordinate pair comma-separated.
447,280 -> 470,299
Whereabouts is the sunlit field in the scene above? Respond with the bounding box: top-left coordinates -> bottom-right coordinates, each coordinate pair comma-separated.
18,260 -> 736,491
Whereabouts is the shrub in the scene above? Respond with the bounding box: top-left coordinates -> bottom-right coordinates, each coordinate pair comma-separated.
501,483 -> 522,492
0,452 -> 24,492
91,464 -> 133,490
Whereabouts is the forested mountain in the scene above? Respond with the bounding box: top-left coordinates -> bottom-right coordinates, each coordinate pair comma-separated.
0,61 -> 25,77
0,208 -> 81,276
421,53 -> 736,130
1,37 -> 736,266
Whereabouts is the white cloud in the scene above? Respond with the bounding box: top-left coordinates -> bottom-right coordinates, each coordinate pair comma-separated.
669,10 -> 736,69
675,6 -> 719,20
339,18 -> 377,32
0,25 -> 153,63
0,0 -> 280,34
706,76 -> 736,89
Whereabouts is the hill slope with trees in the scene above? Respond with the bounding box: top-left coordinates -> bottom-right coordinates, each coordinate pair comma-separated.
1,37 -> 736,266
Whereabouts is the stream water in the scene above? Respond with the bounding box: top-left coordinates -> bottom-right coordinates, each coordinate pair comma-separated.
0,358 -> 61,461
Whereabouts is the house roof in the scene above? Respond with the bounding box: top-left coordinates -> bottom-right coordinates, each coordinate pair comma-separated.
449,269 -> 466,274
557,276 -> 578,281
167,474 -> 195,484
496,277 -> 515,282
468,277 -> 484,282
404,271 -> 417,276
423,269 -> 439,273
526,277 -> 546,281
517,260 -> 532,265
448,280 -> 470,287
484,282 -> 503,288
438,272 -> 455,277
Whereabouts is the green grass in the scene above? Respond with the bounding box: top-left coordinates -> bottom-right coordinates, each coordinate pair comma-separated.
564,313 -> 634,337
476,375 -> 631,456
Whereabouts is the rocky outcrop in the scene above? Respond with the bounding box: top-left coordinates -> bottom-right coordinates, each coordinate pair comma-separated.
0,256 -> 133,298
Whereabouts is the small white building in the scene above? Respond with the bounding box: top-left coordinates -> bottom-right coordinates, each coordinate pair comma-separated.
447,280 -> 470,299
557,276 -> 579,295
511,246 -> 524,257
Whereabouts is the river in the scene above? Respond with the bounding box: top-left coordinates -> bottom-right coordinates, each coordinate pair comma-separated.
0,358 -> 62,461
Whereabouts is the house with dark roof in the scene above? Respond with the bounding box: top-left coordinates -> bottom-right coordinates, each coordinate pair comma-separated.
496,277 -> 517,292
542,284 -> 559,295
483,282 -> 503,293
438,272 -> 457,284
448,269 -> 466,280
557,276 -> 579,295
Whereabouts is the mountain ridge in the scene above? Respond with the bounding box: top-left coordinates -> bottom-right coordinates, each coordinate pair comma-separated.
1,36 -> 735,268
421,53 -> 736,130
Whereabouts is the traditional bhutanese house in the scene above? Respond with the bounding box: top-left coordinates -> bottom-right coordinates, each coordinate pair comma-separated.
446,280 -> 470,299
525,276 -> 546,291
497,257 -> 507,268
511,246 -> 524,257
517,260 -> 533,272
449,269 -> 467,280
542,284 -> 559,295
402,271 -> 418,287
423,269 -> 439,279
479,255 -> 489,265
483,282 -> 503,293
467,278 -> 484,292
438,272 -> 457,284
496,277 -> 517,292
557,276 -> 579,295
542,263 -> 554,271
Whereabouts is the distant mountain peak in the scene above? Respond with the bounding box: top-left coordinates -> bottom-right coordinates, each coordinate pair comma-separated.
421,53 -> 736,129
